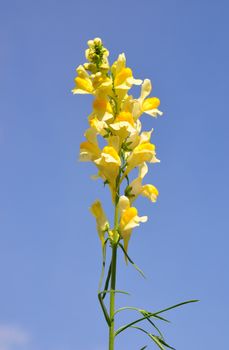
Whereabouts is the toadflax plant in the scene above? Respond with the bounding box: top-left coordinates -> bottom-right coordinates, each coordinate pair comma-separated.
72,38 -> 198,350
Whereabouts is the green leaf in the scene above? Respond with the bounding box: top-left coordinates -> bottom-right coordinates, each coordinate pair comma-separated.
114,306 -> 170,322
101,262 -> 112,299
98,239 -> 108,292
99,289 -> 130,296
115,300 -> 198,337
153,314 -> 170,323
123,310 -> 180,350
149,335 -> 166,350
115,306 -> 141,315
97,293 -> 111,327
115,307 -> 164,338
140,346 -> 147,350
154,337 -> 176,350
115,313 -> 160,337
153,300 -> 199,316
125,175 -> 130,186
131,327 -> 166,350
118,243 -> 146,278
141,312 -> 164,339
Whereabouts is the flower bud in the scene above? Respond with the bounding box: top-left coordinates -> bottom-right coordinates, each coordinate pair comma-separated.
87,40 -> 94,47
94,37 -> 102,45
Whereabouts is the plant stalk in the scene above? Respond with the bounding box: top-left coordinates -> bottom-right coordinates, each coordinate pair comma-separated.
109,184 -> 120,350
109,243 -> 117,350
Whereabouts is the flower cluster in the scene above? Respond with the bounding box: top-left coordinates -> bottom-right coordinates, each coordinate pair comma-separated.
72,38 -> 162,254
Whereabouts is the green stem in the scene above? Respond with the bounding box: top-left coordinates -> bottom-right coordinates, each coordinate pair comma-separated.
109,182 -> 119,350
108,81 -> 121,349
109,244 -> 117,350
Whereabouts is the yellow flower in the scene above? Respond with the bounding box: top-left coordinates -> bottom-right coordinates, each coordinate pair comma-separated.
79,128 -> 101,161
90,200 -> 109,246
72,65 -> 94,94
133,79 -> 163,119
124,131 -> 159,176
127,163 -> 159,203
141,184 -> 159,202
127,142 -> 156,167
109,111 -> 136,140
118,196 -> 147,256
115,111 -> 135,126
93,96 -> 113,116
72,66 -> 111,96
94,144 -> 121,201
88,115 -> 108,136
88,95 -> 114,136
112,54 -> 142,90
91,72 -> 112,93
114,67 -> 132,87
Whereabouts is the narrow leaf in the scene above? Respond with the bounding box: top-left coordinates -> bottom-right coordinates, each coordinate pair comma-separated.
155,337 -> 176,350
101,262 -> 112,299
97,293 -> 110,326
98,239 -> 108,292
99,289 -> 130,296
115,306 -> 170,323
115,306 -> 141,315
119,243 -> 146,278
153,314 -> 170,323
115,313 -> 161,337
140,346 -> 147,350
154,300 -> 199,316
131,327 -> 165,350
149,335 -> 166,350
142,314 -> 164,339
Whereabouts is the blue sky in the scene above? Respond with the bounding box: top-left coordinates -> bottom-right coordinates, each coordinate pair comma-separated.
0,0 -> 229,349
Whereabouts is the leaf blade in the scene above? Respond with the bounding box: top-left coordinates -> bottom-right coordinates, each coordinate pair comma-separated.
153,300 -> 199,316
118,243 -> 146,278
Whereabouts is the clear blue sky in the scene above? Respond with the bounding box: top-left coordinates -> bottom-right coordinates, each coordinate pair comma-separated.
0,0 -> 229,349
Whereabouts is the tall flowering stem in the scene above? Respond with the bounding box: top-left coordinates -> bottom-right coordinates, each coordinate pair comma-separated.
109,170 -> 119,349
72,38 -> 198,350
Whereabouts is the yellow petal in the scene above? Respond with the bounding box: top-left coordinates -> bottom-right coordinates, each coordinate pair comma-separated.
120,207 -> 138,230
93,97 -> 108,113
134,142 -> 155,152
140,79 -> 152,100
114,67 -> 132,86
80,141 -> 100,161
141,184 -> 159,202
118,195 -> 130,215
90,200 -> 103,218
74,77 -> 93,93
90,200 -> 109,246
142,97 -> 160,111
115,111 -> 135,126
102,146 -> 120,163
